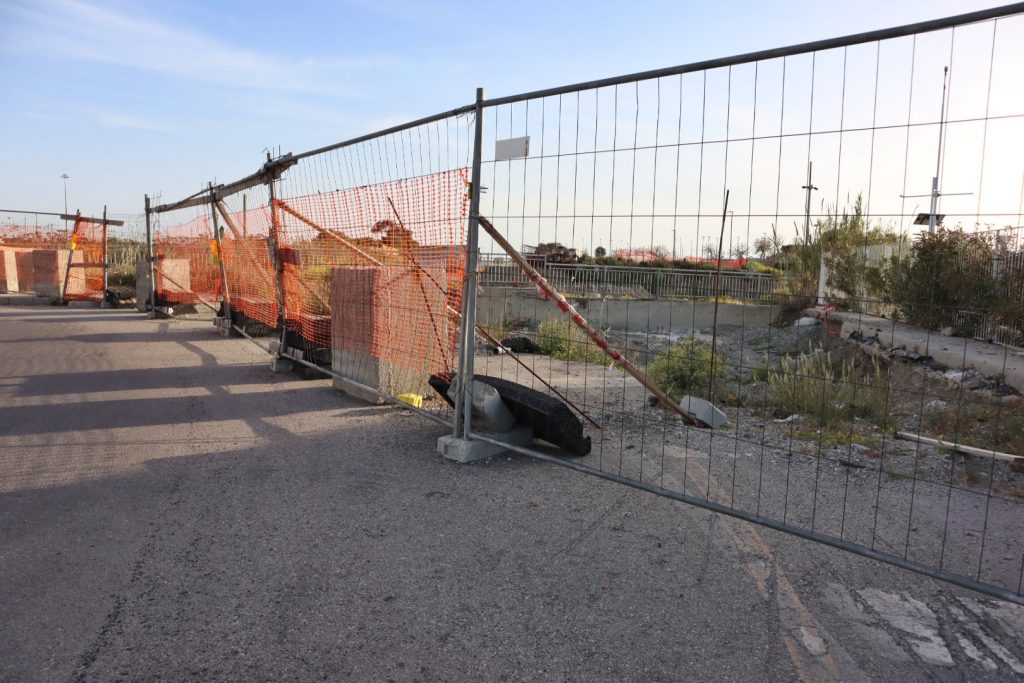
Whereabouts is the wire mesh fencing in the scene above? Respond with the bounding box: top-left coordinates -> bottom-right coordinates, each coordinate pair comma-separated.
215,186 -> 280,345
150,111 -> 476,423
136,4 -> 1024,604
104,212 -> 148,300
0,208 -> 124,302
150,198 -> 221,318
62,214 -> 107,303
0,210 -> 69,296
462,5 -> 1024,605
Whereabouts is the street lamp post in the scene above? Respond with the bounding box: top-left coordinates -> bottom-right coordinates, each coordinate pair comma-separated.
61,174 -> 70,231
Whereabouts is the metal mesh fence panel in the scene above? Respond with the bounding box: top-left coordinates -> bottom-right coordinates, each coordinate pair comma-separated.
0,209 -> 117,301
0,211 -> 70,295
105,212 -> 147,300
466,6 -> 1024,604
214,187 -> 280,345
62,214 -> 106,302
152,200 -> 221,317
268,115 -> 473,420
132,4 -> 1023,604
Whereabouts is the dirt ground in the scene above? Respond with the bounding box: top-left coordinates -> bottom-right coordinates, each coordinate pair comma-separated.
474,318 -> 1024,598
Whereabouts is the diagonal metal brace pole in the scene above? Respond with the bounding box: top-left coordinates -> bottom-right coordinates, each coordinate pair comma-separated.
478,215 -> 706,428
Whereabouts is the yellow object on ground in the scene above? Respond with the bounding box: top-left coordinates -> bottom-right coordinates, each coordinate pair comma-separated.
397,393 -> 423,408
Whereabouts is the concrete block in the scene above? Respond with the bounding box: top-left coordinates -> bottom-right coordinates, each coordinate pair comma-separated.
135,259 -> 151,312
329,264 -> 451,401
14,251 -> 35,293
333,374 -> 386,405
158,258 -> 191,295
437,425 -> 533,463
270,357 -> 293,373
679,394 -> 729,429
32,249 -> 83,298
0,248 -> 25,292
213,316 -> 237,337
0,294 -> 52,306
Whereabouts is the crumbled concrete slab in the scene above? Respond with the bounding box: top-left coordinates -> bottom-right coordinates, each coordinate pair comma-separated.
679,394 -> 729,429
814,309 -> 1024,395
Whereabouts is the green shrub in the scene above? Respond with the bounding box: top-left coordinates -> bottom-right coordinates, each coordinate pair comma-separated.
646,338 -> 723,400
775,194 -> 904,313
747,261 -> 782,276
879,228 -> 1009,337
535,318 -> 606,364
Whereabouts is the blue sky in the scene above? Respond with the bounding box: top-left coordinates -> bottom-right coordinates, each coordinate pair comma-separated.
0,0 -> 1014,220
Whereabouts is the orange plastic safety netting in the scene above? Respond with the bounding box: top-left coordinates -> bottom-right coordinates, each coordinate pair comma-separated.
63,216 -> 106,302
218,201 -> 279,329
0,224 -> 68,295
0,219 -> 106,300
153,212 -> 221,307
273,168 -> 469,376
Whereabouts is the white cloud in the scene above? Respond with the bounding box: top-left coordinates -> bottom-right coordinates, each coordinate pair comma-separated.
0,0 -> 399,95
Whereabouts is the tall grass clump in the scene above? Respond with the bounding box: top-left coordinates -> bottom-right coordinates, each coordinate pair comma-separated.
768,350 -> 891,428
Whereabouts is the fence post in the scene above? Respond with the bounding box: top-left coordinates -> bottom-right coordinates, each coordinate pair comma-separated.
208,185 -> 231,322
265,168 -> 290,360
453,87 -> 486,439
144,195 -> 157,318
101,206 -> 108,304
60,210 -> 80,305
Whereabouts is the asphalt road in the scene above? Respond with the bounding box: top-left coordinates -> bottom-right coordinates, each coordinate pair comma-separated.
1,306 -> 1023,682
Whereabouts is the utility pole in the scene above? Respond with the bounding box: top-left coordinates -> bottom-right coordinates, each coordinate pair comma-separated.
899,68 -> 970,232
929,67 -> 949,234
801,161 -> 817,245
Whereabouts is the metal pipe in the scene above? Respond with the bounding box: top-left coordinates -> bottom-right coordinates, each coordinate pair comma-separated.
708,191 -> 729,402
0,209 -> 73,218
101,205 -> 108,299
60,211 -> 81,304
276,199 -> 382,266
265,171 -> 289,354
455,87 -> 486,439
930,66 -> 950,234
480,3 -> 1024,107
144,195 -> 157,318
209,185 -> 231,318
293,103 -> 476,162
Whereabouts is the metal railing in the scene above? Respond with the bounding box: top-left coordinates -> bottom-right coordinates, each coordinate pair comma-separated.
480,255 -> 782,300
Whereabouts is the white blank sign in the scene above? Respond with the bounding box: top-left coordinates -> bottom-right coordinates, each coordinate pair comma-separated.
495,136 -> 530,161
